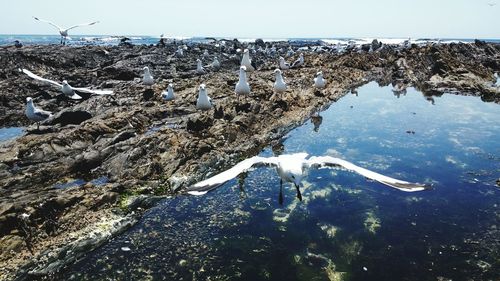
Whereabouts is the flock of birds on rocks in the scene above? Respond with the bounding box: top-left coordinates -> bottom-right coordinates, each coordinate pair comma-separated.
19,16 -> 432,201
22,36 -> 327,130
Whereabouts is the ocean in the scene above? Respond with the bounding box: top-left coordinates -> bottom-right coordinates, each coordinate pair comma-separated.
1,34 -> 499,47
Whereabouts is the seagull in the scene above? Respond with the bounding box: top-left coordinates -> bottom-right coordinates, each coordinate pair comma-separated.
241,49 -> 255,72
196,59 -> 206,74
162,83 -> 175,101
202,49 -> 210,59
175,46 -> 184,57
279,56 -> 290,70
291,53 -> 304,68
273,69 -> 287,95
314,71 -> 326,89
488,2 -> 497,6
211,57 -> 221,69
196,84 -> 212,110
494,73 -> 500,87
33,16 -> 99,45
143,67 -> 154,86
25,97 -> 52,130
286,47 -> 295,57
185,153 -> 431,204
21,69 -> 113,100
235,66 -> 251,101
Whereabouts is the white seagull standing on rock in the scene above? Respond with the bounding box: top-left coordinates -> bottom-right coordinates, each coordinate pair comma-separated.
196,84 -> 212,110
186,153 -> 431,204
21,69 -> 113,100
273,69 -> 287,95
279,56 -> 290,70
291,53 -> 304,68
162,83 -> 175,101
33,16 -> 99,45
25,97 -> 52,130
241,49 -> 255,72
196,59 -> 206,74
235,66 -> 251,101
211,57 -> 221,69
314,71 -> 326,89
143,67 -> 154,86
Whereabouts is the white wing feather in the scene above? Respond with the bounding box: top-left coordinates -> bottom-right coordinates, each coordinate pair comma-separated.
32,16 -> 62,30
21,69 -> 62,87
306,156 -> 430,192
66,21 -> 99,31
186,156 -> 279,195
72,87 -> 113,95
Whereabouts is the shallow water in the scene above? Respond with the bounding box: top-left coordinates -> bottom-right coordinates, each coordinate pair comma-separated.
61,83 -> 499,281
0,127 -> 24,143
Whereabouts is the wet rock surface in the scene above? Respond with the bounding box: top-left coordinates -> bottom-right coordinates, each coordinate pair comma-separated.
0,41 -> 499,280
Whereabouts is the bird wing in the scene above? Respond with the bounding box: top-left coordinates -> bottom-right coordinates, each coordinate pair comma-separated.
66,21 -> 99,31
291,58 -> 301,67
34,108 -> 52,119
21,69 -> 62,87
72,86 -> 113,95
185,156 -> 279,195
33,16 -> 62,30
306,156 -> 431,192
67,92 -> 83,100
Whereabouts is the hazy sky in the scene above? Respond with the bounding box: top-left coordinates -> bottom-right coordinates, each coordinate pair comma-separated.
1,0 -> 499,39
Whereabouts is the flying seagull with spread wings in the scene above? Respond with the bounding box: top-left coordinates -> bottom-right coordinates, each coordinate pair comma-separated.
21,69 -> 113,100
186,153 -> 431,204
33,16 -> 99,45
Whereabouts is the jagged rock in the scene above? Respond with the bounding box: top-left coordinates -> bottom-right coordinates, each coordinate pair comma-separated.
50,110 -> 92,126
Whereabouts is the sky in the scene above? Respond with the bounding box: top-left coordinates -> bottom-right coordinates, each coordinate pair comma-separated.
1,0 -> 499,39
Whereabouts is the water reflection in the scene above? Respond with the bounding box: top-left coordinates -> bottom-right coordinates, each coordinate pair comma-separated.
61,83 -> 499,281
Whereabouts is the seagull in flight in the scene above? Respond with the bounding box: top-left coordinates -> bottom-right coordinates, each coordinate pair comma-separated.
186,153 -> 431,204
25,97 -> 52,130
21,69 -> 113,100
33,16 -> 99,45
487,1 -> 497,6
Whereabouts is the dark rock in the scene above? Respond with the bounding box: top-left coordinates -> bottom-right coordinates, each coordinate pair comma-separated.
474,39 -> 486,47
213,106 -> 224,119
51,110 -> 92,126
186,116 -> 213,132
235,102 -> 252,113
254,39 -> 265,48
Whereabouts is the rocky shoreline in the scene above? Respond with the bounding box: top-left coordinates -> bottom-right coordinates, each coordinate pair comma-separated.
0,40 -> 499,280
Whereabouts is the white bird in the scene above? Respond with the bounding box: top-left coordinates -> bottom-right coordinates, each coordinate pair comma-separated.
143,67 -> 154,86
33,16 -> 99,45
235,66 -> 251,101
273,69 -> 287,95
21,69 -> 112,100
314,71 -> 326,89
494,73 -> 500,87
211,57 -> 221,69
162,83 -> 175,101
25,97 -> 52,130
291,53 -> 304,68
202,49 -> 210,59
241,49 -> 255,72
286,47 -> 295,57
185,153 -> 431,204
279,56 -> 290,70
196,84 -> 212,110
196,59 -> 206,74
175,46 -> 184,57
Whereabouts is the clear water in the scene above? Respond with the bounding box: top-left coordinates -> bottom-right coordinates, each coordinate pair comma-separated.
0,127 -> 24,143
59,83 -> 499,280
